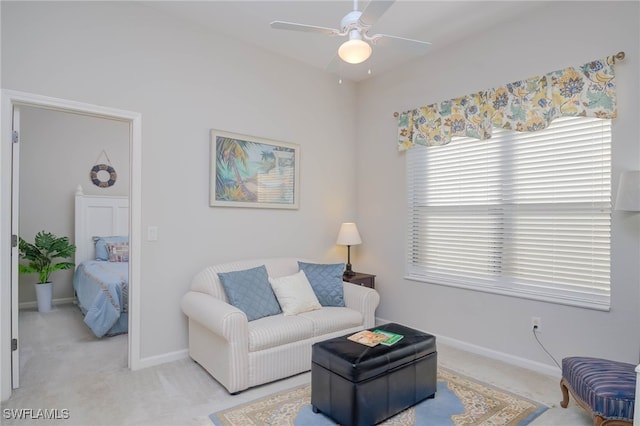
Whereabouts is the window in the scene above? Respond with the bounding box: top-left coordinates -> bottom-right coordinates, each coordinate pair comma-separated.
406,117 -> 611,310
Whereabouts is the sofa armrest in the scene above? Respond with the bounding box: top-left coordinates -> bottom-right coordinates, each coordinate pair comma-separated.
181,291 -> 248,340
343,282 -> 380,328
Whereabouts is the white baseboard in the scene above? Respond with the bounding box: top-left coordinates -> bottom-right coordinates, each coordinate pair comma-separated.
435,334 -> 561,378
137,348 -> 190,370
375,316 -> 561,378
19,297 -> 75,310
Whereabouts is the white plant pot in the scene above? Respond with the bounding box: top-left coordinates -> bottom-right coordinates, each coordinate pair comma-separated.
35,282 -> 53,313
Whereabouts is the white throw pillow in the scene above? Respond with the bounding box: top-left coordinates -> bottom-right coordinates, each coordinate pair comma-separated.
269,270 -> 321,316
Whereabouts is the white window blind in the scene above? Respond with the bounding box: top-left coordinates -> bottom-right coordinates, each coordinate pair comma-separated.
406,116 -> 611,310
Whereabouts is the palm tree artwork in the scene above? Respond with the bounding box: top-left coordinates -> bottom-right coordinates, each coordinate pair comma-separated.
215,136 -> 295,204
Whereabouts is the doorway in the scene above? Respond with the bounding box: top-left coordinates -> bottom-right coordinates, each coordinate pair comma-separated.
1,90 -> 142,400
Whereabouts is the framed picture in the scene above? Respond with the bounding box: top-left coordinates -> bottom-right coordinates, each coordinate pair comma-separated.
210,130 -> 300,209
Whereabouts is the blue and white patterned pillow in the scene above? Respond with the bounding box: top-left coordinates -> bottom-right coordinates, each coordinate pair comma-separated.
217,265 -> 282,321
106,242 -> 129,262
94,236 -> 128,261
298,261 -> 345,307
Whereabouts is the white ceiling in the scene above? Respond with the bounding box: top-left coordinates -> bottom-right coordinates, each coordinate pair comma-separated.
144,1 -> 545,82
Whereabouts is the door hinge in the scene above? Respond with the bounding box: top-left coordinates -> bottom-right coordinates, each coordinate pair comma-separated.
12,130 -> 19,144
12,234 -> 18,248
11,338 -> 17,351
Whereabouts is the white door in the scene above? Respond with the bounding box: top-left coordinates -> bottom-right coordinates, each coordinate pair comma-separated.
2,91 -> 142,399
11,105 -> 21,388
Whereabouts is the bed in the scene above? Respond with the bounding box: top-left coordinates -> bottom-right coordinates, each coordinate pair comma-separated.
73,185 -> 129,338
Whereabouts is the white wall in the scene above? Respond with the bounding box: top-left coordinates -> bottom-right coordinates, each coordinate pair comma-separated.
2,1 -> 638,402
356,1 -> 640,372
18,106 -> 130,303
1,0 -> 358,367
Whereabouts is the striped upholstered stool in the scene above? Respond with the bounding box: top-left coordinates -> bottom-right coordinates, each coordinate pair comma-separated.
560,356 -> 636,426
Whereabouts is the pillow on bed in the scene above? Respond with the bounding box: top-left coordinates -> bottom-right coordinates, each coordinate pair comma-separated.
94,236 -> 128,261
298,261 -> 345,307
106,242 -> 129,262
217,265 -> 282,321
269,270 -> 321,316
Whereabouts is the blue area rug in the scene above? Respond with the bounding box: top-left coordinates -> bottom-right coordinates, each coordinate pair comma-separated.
210,368 -> 548,425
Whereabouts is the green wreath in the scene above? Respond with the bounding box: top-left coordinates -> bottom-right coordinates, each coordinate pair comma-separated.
90,164 -> 117,188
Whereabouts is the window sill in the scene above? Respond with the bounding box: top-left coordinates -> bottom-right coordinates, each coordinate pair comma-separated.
404,274 -> 610,312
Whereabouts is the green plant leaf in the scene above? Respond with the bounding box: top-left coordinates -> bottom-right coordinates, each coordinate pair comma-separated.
18,231 -> 76,283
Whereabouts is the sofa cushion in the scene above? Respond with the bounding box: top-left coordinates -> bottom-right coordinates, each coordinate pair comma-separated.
299,307 -> 363,336
248,314 -> 314,352
298,262 -> 345,307
269,270 -> 321,316
217,265 -> 282,321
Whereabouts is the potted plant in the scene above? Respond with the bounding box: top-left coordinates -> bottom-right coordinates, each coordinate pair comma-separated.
18,231 -> 76,312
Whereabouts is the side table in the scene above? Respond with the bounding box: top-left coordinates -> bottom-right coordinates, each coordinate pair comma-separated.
343,272 -> 375,289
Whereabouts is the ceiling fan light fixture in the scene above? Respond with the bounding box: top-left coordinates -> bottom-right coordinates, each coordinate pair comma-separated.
338,38 -> 372,64
271,0 -> 432,74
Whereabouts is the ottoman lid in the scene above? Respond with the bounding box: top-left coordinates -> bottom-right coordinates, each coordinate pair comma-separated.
312,323 -> 436,383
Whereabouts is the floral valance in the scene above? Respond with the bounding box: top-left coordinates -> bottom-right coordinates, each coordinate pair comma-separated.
397,56 -> 618,151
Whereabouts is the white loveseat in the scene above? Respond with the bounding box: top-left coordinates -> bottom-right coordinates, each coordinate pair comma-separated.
181,257 -> 380,394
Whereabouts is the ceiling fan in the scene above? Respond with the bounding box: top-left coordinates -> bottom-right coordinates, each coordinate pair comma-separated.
270,0 -> 431,66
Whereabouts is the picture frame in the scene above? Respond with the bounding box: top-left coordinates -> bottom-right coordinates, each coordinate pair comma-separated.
210,130 -> 300,209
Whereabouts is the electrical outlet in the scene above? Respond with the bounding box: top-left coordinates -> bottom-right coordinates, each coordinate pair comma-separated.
531,317 -> 542,332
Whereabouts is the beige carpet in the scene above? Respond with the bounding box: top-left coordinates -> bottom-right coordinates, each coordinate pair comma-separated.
210,368 -> 548,426
5,305 -> 591,425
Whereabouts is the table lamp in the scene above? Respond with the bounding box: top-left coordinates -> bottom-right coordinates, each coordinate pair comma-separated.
336,222 -> 362,277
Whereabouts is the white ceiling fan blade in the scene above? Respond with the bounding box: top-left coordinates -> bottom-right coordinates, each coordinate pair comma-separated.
370,33 -> 432,52
270,21 -> 341,36
359,0 -> 395,27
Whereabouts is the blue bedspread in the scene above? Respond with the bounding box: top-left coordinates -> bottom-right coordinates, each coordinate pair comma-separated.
73,260 -> 128,338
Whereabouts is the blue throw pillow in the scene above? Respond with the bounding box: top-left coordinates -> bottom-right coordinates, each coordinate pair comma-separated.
217,265 -> 282,321
94,236 -> 128,261
298,262 -> 345,307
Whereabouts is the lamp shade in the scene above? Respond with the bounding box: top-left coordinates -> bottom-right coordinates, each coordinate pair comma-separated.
338,38 -> 371,64
614,170 -> 640,211
336,222 -> 362,246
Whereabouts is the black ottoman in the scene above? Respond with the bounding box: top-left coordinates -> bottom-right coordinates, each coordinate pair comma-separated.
311,323 -> 437,426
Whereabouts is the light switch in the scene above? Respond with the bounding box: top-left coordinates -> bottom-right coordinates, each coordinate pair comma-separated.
147,226 -> 158,241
